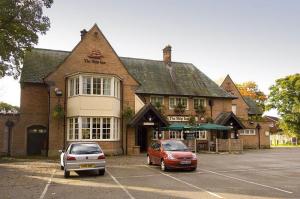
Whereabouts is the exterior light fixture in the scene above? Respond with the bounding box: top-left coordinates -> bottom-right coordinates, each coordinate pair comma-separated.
54,88 -> 63,96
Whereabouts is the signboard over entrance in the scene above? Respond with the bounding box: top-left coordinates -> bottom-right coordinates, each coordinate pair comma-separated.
167,116 -> 198,122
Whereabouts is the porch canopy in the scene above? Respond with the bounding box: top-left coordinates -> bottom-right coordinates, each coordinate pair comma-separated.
162,123 -> 230,131
196,123 -> 231,131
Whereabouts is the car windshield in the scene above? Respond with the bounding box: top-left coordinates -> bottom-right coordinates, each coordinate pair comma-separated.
162,140 -> 188,151
69,144 -> 102,154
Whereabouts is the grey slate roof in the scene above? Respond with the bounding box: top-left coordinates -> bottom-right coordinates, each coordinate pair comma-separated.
243,96 -> 263,115
21,48 -> 235,98
214,112 -> 245,129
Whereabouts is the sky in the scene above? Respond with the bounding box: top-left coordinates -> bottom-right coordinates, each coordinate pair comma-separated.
1,0 -> 300,116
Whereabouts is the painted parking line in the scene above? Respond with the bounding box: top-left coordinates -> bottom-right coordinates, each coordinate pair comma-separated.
106,169 -> 135,199
39,169 -> 56,199
200,168 -> 293,194
145,166 -> 223,199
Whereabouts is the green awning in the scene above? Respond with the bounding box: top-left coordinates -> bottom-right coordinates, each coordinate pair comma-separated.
161,123 -> 193,131
196,123 -> 231,131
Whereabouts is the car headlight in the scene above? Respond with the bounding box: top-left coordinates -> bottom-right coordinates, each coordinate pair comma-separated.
192,153 -> 197,160
166,152 -> 176,160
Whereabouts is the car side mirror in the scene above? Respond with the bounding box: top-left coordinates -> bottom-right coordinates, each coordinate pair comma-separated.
58,149 -> 64,153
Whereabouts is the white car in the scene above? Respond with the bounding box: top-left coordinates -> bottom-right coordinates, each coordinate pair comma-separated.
59,142 -> 106,178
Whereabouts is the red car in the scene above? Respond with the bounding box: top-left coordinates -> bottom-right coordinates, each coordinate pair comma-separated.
147,139 -> 197,171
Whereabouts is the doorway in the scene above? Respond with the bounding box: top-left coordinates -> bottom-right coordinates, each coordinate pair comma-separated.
27,125 -> 47,155
137,126 -> 148,152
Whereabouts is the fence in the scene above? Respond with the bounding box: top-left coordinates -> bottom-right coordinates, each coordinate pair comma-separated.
216,139 -> 243,153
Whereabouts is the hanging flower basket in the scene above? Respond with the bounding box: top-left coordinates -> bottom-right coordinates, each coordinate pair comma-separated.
53,104 -> 64,119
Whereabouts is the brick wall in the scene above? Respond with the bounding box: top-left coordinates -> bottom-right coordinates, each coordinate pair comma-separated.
45,25 -> 139,156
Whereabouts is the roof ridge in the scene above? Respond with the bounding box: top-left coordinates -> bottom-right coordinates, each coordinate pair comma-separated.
32,48 -> 71,53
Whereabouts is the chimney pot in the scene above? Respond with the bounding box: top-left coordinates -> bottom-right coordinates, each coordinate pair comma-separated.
163,45 -> 172,65
80,29 -> 87,40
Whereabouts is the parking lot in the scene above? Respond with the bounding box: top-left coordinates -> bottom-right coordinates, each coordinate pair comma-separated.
0,147 -> 300,199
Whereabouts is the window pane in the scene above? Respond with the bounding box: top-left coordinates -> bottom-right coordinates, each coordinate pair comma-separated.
169,98 -> 175,108
83,77 -> 91,94
69,79 -> 74,96
93,77 -> 101,95
82,118 -> 90,139
103,78 -> 111,95
68,118 -> 73,140
75,77 -> 79,95
74,118 -> 79,139
102,118 -> 111,139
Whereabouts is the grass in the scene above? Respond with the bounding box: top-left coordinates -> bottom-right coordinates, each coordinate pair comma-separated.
271,143 -> 299,147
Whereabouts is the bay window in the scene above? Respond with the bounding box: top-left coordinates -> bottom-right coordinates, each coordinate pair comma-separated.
67,117 -> 120,141
68,75 -> 120,98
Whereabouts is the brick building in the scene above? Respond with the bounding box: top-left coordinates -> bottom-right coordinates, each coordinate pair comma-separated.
0,24 -> 270,157
220,75 -> 271,149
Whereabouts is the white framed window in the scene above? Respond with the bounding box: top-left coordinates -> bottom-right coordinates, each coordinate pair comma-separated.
67,117 -> 120,141
82,76 -> 92,94
195,131 -> 207,140
69,77 -> 79,96
169,131 -> 183,139
239,129 -> 256,135
68,75 -> 120,98
150,96 -> 164,105
194,98 -> 206,108
169,97 -> 188,110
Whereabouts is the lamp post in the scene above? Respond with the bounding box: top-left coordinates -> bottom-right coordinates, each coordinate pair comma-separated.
256,123 -> 261,149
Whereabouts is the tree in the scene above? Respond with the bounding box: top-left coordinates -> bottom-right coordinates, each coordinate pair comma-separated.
266,73 -> 300,135
236,81 -> 267,112
0,0 -> 53,79
0,102 -> 19,113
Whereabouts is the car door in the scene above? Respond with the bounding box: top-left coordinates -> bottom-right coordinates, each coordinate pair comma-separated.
152,142 -> 162,165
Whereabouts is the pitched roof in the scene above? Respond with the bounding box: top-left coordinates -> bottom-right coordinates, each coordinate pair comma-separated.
243,96 -> 263,115
21,48 -> 235,98
128,103 -> 169,127
214,112 -> 245,129
21,48 -> 70,83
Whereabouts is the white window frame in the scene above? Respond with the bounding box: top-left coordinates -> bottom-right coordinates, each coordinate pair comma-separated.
195,130 -> 207,140
152,130 -> 164,140
68,74 -> 120,98
193,98 -> 206,108
67,117 -> 120,141
150,96 -> 164,105
169,131 -> 183,140
169,97 -> 188,110
239,129 -> 256,136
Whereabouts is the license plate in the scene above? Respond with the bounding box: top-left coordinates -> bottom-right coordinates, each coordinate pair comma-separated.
80,164 -> 95,168
180,160 -> 191,165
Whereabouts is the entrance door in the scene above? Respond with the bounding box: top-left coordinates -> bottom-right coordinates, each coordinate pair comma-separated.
27,125 -> 47,155
137,126 -> 148,152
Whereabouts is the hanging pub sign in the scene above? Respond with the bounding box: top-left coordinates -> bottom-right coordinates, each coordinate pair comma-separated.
84,49 -> 105,64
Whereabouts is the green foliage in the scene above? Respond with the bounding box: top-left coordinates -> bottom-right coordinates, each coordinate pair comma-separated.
0,0 -> 53,79
267,73 -> 300,134
174,102 -> 186,114
188,115 -> 196,125
122,106 -> 134,122
0,102 -> 19,113
153,102 -> 165,114
236,81 -> 267,112
195,105 -> 206,116
52,104 -> 64,119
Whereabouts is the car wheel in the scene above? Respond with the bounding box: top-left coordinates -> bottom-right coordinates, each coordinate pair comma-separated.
147,155 -> 152,165
64,169 -> 70,178
60,165 -> 64,170
98,169 -> 105,176
161,159 -> 166,171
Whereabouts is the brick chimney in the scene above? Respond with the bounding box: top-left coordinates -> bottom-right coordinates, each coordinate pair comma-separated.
163,45 -> 172,65
80,29 -> 87,40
